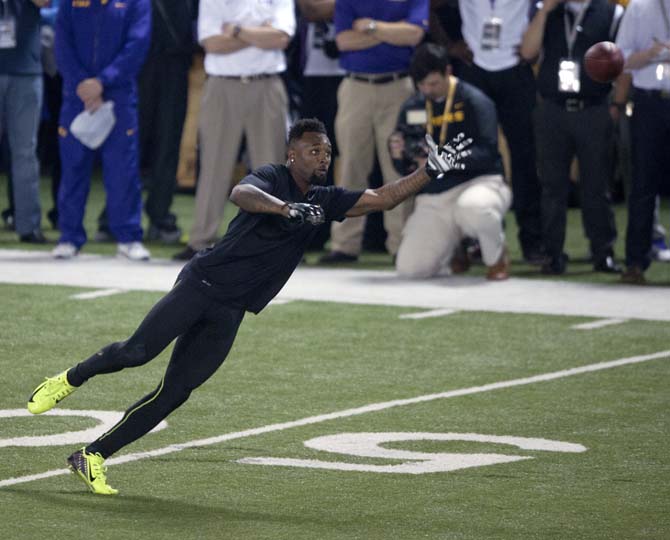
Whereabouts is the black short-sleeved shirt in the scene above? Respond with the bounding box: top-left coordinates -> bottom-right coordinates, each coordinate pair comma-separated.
180,164 -> 363,314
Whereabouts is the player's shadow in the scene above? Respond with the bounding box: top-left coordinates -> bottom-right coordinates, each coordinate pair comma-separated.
4,487 -> 358,528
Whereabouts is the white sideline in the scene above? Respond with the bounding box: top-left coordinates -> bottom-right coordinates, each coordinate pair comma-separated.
571,318 -> 628,330
399,308 -> 457,320
1,349 -> 669,490
70,288 -> 127,300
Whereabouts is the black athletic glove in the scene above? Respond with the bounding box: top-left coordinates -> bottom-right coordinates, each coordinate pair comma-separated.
425,133 -> 473,180
284,202 -> 326,226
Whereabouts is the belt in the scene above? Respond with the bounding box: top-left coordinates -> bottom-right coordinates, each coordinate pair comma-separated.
217,73 -> 277,83
547,96 -> 607,112
634,87 -> 670,100
348,72 -> 409,85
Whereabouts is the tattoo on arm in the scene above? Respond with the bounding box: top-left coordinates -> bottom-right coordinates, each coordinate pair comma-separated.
230,184 -> 288,216
377,167 -> 431,208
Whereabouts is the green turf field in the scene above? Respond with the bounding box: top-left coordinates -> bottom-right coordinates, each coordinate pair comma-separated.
1,283 -> 668,539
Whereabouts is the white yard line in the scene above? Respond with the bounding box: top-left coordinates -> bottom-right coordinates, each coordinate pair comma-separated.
70,288 -> 127,300
571,318 -> 628,330
399,308 -> 457,320
2,349 -> 668,490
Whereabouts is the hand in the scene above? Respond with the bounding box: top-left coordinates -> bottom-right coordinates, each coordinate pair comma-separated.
447,40 -> 473,65
284,202 -> 325,226
76,78 -> 103,104
649,38 -> 670,61
425,133 -> 473,180
388,132 -> 406,161
353,18 -> 374,33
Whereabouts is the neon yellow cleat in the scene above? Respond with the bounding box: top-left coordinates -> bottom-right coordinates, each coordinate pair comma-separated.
67,448 -> 119,495
27,370 -> 77,414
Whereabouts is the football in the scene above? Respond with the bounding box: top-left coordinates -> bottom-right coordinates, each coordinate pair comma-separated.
584,41 -> 624,83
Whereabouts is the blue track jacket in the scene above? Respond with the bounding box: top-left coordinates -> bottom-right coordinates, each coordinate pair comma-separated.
55,0 -> 151,104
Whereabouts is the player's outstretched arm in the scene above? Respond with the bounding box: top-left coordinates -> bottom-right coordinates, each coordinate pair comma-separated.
345,133 -> 472,217
230,184 -> 325,225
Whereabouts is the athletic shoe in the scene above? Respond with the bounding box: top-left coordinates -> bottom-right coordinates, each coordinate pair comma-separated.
146,223 -> 182,244
652,238 -> 670,262
67,448 -> 118,495
52,242 -> 78,259
27,370 -> 77,414
117,241 -> 151,261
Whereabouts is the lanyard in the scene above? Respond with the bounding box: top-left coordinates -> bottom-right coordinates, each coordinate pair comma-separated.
563,1 -> 591,59
425,76 -> 459,147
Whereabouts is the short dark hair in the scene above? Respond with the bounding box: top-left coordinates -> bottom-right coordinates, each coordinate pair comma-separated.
288,118 -> 327,145
409,43 -> 451,84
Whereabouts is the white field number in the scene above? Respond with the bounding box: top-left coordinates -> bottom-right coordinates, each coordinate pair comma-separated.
237,432 -> 587,474
0,409 -> 167,447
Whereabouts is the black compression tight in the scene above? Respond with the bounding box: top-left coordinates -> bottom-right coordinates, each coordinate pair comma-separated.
67,278 -> 245,458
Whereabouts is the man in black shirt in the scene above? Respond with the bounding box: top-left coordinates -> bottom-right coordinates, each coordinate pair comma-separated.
391,43 -> 512,280
26,118 -> 468,495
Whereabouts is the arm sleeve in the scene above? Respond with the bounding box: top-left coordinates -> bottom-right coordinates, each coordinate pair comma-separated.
271,0 -> 296,37
406,0 -> 429,30
317,186 -> 364,222
98,0 -> 152,88
615,4 -> 638,60
54,1 -> 90,85
458,88 -> 500,175
197,0 -> 221,43
239,166 -> 278,195
334,0 -> 355,35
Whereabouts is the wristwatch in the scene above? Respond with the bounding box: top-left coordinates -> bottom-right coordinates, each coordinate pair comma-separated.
365,20 -> 377,34
232,25 -> 242,38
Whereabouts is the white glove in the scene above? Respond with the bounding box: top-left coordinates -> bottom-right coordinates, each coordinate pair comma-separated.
425,133 -> 473,179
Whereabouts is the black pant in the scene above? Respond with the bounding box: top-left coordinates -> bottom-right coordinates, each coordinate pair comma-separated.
70,276 -> 245,458
535,100 -> 617,260
139,53 -> 190,228
460,63 -> 543,256
626,89 -> 670,270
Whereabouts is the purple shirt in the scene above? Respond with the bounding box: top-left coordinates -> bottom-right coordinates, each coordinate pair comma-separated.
335,0 -> 429,74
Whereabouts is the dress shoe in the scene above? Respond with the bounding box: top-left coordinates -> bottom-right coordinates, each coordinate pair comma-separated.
486,246 -> 510,281
146,223 -> 182,244
173,245 -> 198,261
593,255 -> 622,274
541,253 -> 568,275
19,230 -> 47,244
318,251 -> 358,264
621,266 -> 646,285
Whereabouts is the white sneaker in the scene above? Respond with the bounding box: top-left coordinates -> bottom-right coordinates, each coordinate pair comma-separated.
52,242 -> 78,259
117,241 -> 150,261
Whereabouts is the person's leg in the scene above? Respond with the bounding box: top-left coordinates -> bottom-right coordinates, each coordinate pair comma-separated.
6,74 -> 43,236
57,99 -> 95,248
494,65 -> 543,259
244,76 -> 288,169
188,78 -> 245,250
101,102 -> 144,244
329,78 -> 376,256
535,101 -> 574,265
374,76 -> 416,255
453,175 -> 512,266
68,278 -> 213,386
625,91 -> 666,271
86,302 -> 245,458
572,105 -> 618,263
396,191 -> 460,278
144,55 -> 189,231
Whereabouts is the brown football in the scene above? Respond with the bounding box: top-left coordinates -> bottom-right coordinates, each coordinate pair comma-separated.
584,41 -> 624,83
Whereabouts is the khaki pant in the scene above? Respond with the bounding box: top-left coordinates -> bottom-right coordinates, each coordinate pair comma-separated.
396,175 -> 512,278
189,75 -> 287,249
331,76 -> 415,255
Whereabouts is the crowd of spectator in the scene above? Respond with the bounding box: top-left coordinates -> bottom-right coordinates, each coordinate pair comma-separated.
0,0 -> 668,283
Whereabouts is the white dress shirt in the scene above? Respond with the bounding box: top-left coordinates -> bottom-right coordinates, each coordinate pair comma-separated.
459,0 -> 532,71
198,0 -> 296,76
617,0 -> 670,90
